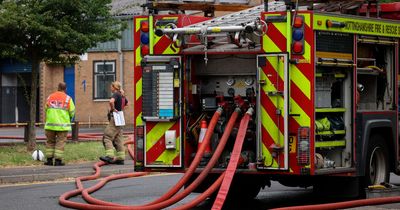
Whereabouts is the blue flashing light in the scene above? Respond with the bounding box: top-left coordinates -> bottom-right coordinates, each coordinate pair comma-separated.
141,33 -> 149,45
292,29 -> 303,41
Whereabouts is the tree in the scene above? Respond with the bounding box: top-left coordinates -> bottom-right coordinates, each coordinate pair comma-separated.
0,0 -> 124,151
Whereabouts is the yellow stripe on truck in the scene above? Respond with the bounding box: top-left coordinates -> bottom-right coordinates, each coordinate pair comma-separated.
289,98 -> 310,127
155,137 -> 180,164
136,78 -> 142,101
290,65 -> 311,100
262,144 -> 279,168
136,113 -> 142,126
146,122 -> 175,152
261,106 -> 284,146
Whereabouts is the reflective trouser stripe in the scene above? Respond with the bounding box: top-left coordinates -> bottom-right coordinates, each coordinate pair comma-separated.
54,149 -> 64,159
116,151 -> 125,160
45,148 -> 55,158
46,123 -> 72,127
105,149 -> 115,157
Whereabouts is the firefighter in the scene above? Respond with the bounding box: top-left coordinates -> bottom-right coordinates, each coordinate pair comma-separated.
44,82 -> 75,166
99,81 -> 128,165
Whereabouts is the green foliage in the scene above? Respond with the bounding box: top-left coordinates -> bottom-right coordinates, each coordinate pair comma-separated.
0,142 -> 106,167
0,0 -> 124,63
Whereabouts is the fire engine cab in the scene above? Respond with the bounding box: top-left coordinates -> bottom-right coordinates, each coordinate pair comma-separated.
133,0 -> 400,199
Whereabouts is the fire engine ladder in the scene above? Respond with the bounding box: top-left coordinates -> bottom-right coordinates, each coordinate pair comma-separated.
155,1 -> 286,63
155,1 -> 287,40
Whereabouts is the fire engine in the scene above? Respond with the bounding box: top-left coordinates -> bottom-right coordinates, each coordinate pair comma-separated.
132,0 -> 400,201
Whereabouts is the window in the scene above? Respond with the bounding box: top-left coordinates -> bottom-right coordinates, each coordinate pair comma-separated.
93,61 -> 116,100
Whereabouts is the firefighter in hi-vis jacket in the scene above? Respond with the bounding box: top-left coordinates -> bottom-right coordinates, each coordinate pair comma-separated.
44,82 -> 75,166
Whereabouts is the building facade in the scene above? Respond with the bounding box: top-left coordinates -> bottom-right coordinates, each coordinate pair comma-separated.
41,17 -> 136,126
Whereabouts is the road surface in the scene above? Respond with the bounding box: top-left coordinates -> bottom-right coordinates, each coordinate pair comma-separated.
1,173 -> 400,210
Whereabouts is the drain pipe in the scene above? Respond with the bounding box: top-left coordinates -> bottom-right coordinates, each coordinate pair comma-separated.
117,38 -> 124,87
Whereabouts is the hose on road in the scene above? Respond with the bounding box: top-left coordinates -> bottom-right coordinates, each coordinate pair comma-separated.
272,195 -> 400,210
79,107 -> 235,208
60,107 -> 234,209
55,103 -> 400,210
212,107 -> 254,210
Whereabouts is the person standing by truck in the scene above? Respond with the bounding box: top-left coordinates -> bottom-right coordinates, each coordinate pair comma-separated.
99,81 -> 128,165
44,82 -> 75,166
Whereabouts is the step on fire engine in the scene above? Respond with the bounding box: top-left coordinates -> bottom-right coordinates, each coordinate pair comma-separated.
133,0 -> 400,202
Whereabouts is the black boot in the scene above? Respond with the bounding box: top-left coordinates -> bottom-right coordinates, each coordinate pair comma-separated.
54,159 -> 65,166
44,158 -> 53,166
99,156 -> 115,164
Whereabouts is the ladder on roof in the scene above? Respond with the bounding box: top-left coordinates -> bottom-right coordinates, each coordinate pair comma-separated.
189,1 -> 285,29
155,1 -> 286,37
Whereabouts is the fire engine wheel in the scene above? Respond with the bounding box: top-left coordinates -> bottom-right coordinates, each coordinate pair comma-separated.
365,135 -> 389,186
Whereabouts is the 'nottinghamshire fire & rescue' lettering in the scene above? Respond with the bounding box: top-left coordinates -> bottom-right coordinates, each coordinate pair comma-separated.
345,21 -> 400,35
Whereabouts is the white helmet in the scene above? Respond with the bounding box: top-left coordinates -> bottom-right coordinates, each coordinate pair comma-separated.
32,149 -> 45,161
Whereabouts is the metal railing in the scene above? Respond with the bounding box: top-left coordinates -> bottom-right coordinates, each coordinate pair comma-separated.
0,121 -> 110,142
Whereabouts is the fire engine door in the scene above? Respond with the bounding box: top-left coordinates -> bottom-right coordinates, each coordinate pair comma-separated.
141,55 -> 182,168
257,54 -> 289,170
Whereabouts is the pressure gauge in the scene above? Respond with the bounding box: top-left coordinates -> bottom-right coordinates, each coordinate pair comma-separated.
226,78 -> 235,86
244,77 -> 254,86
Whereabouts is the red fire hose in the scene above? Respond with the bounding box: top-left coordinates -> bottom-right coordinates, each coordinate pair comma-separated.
176,107 -> 252,210
59,107 -> 224,209
174,172 -> 226,210
80,107 -> 241,208
74,107 -> 249,210
212,107 -> 254,210
272,195 -> 400,210
59,104 -> 400,209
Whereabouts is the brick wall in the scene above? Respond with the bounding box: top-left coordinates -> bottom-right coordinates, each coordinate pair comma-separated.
74,51 -> 134,125
40,64 -> 64,122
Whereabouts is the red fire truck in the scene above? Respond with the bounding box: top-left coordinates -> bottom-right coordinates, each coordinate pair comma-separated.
132,0 -> 400,200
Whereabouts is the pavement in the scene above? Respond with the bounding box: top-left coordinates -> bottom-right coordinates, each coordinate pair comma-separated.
0,161 -> 136,185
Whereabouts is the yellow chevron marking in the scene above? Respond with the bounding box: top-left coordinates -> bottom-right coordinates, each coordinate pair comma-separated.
261,106 -> 284,146
136,78 -> 142,101
153,17 -> 179,55
290,98 -> 310,126
267,56 -> 285,84
259,69 -> 285,112
135,18 -> 147,33
263,22 -> 287,53
153,33 -> 163,49
155,136 -> 180,165
162,43 -> 180,55
291,65 -> 311,100
136,113 -> 143,126
262,144 -> 279,168
303,39 -> 311,62
135,47 -> 142,66
264,35 -> 281,53
146,122 -> 175,152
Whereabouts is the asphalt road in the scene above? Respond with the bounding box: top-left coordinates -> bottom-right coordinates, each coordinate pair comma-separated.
1,173 -> 400,210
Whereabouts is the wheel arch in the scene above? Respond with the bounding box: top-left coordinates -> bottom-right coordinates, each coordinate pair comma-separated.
360,119 -> 395,176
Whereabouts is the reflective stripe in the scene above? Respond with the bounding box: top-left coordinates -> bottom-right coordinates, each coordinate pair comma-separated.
105,149 -> 115,157
64,96 -> 71,109
54,149 -> 64,159
45,148 -> 55,157
116,151 -> 125,160
45,123 -> 72,127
